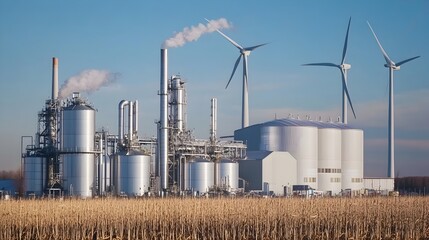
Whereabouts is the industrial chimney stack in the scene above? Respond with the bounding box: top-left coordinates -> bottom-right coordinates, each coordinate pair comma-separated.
52,57 -> 58,100
159,49 -> 169,191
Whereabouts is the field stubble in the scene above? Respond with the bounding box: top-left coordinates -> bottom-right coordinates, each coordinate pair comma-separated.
0,197 -> 428,239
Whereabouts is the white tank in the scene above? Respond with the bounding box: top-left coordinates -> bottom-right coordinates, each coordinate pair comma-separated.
341,129 -> 364,191
215,159 -> 239,191
261,124 -> 318,189
61,94 -> 96,198
114,152 -> 151,196
318,128 -> 342,195
187,159 -> 214,194
24,156 -> 46,196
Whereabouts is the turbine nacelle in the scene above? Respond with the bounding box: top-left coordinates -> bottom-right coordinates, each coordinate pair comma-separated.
242,50 -> 251,56
341,64 -> 351,70
385,64 -> 400,70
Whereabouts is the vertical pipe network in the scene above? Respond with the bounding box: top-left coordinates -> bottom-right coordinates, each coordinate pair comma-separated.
133,100 -> 138,136
99,132 -> 104,195
104,131 -> 110,191
118,100 -> 129,145
128,101 -> 134,143
52,57 -> 58,100
160,49 -> 169,190
210,98 -> 217,141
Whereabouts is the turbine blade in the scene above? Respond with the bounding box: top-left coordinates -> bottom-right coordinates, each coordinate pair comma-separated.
367,21 -> 394,66
226,55 -> 242,89
340,69 -> 356,119
204,18 -> 243,50
396,56 -> 420,67
302,63 -> 339,68
341,17 -> 351,64
244,43 -> 268,51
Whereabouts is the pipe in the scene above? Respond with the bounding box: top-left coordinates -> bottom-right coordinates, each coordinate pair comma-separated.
133,100 -> 138,136
128,101 -> 134,143
210,98 -> 217,141
160,49 -> 169,190
104,131 -> 110,191
118,100 -> 129,145
99,132 -> 104,195
52,57 -> 58,100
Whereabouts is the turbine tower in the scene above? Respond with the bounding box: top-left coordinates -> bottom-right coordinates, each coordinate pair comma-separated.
206,19 -> 267,128
367,21 -> 420,178
303,17 -> 356,124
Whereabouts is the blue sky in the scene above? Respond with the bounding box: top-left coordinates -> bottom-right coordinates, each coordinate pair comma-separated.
1,1 -> 428,177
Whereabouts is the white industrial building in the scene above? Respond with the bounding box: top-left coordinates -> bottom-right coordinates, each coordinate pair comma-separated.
239,151 -> 297,195
235,118 -> 364,195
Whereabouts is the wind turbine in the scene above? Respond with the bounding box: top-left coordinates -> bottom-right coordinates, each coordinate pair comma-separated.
205,18 -> 267,128
367,21 -> 420,178
303,17 -> 356,124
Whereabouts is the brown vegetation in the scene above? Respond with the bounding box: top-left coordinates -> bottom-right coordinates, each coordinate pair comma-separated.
0,197 -> 428,239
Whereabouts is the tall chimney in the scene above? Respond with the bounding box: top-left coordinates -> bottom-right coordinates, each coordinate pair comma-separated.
52,57 -> 58,100
159,49 -> 169,190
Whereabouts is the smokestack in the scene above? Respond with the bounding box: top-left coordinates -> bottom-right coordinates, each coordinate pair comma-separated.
52,57 -> 58,100
210,98 -> 217,141
159,49 -> 169,190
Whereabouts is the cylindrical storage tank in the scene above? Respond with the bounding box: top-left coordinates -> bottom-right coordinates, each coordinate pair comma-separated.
61,95 -> 96,198
187,159 -> 214,194
215,159 -> 239,191
318,128 -> 342,195
341,129 -> 364,192
261,123 -> 318,189
114,151 -> 151,196
24,156 -> 46,196
171,76 -> 185,132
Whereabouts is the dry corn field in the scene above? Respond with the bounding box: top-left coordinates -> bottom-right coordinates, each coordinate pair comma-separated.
0,197 -> 428,240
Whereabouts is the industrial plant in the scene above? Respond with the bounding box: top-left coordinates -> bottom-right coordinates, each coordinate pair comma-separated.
21,18 -> 417,198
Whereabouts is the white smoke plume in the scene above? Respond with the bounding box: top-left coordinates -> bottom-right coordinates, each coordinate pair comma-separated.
162,18 -> 232,48
59,69 -> 119,99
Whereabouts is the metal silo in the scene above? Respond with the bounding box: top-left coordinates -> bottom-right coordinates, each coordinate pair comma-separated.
187,158 -> 214,194
215,159 -> 239,191
170,76 -> 185,132
24,156 -> 46,196
61,93 -> 96,198
318,127 -> 342,195
260,119 -> 318,190
341,129 -> 364,192
114,150 -> 151,196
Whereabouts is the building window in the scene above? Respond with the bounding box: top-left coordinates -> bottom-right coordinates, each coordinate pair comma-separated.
318,168 -> 342,174
304,177 -> 316,183
330,177 -> 341,183
351,178 -> 362,183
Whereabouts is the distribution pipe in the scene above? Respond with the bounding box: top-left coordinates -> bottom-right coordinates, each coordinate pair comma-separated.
118,100 -> 129,145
